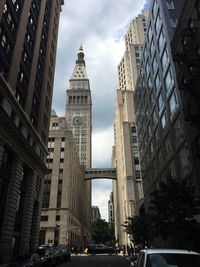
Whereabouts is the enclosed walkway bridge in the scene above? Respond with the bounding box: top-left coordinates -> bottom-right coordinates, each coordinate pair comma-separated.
84,168 -> 116,180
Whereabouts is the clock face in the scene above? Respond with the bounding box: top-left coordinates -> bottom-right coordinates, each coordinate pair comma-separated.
73,116 -> 82,126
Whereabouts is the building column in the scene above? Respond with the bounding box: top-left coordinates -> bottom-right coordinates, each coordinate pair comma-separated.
0,155 -> 23,263
29,173 -> 44,253
19,171 -> 43,256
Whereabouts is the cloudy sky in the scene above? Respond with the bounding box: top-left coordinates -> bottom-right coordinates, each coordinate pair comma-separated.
53,0 -> 151,220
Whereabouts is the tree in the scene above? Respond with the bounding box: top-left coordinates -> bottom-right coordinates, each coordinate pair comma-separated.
122,214 -> 151,246
149,176 -> 197,245
92,219 -> 114,244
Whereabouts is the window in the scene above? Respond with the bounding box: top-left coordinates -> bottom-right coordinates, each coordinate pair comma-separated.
56,215 -> 60,221
155,127 -> 161,144
173,117 -> 185,145
155,73 -> 161,94
165,67 -> 174,94
169,90 -> 178,116
158,93 -> 164,114
138,252 -> 145,267
150,141 -> 154,154
132,136 -> 137,143
144,46 -> 147,61
46,158 -> 53,163
135,170 -> 141,180
52,122 -> 59,130
42,195 -> 50,208
152,55 -> 158,74
158,29 -> 165,53
60,151 -> 64,158
161,110 -> 167,129
155,12 -> 162,34
1,34 -> 6,47
169,160 -> 176,178
131,126 -> 136,133
152,0 -> 158,19
145,61 -> 150,77
148,25 -> 153,42
161,48 -> 169,71
41,216 -> 48,221
158,148 -> 164,168
61,139 -> 65,148
179,144 -> 191,175
150,39 -> 155,56
167,1 -> 174,9
153,109 -> 158,126
134,157 -> 139,165
148,76 -> 153,89
170,18 -> 178,27
165,135 -> 172,156
150,92 -> 155,108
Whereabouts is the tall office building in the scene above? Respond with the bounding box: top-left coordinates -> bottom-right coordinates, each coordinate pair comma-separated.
65,46 -> 92,234
0,0 -> 64,262
113,12 -> 148,247
40,112 -> 90,250
134,0 -> 199,246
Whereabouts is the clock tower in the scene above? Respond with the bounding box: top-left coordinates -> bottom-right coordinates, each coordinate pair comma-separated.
66,45 -> 92,168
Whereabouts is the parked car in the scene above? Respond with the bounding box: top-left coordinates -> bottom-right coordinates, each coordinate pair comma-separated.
24,246 -> 56,267
132,248 -> 200,267
56,246 -> 71,262
87,244 -> 115,255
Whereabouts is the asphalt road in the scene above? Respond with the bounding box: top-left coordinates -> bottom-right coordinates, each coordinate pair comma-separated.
60,254 -> 130,267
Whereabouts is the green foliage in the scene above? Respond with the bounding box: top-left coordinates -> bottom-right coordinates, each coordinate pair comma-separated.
122,176 -> 198,247
91,219 -> 114,244
149,176 -> 197,241
122,214 -> 151,246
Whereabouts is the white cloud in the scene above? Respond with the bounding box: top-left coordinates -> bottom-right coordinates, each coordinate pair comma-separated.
92,126 -> 114,168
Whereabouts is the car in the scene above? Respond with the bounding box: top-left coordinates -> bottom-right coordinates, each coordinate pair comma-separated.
132,248 -> 200,267
24,246 -> 56,267
87,244 -> 115,255
57,246 -> 71,262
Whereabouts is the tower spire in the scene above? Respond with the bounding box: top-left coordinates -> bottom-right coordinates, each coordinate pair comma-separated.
76,44 -> 85,66
70,45 -> 88,80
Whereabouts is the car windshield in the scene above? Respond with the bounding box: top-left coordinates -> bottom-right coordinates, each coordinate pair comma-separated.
146,253 -> 200,267
36,248 -> 51,256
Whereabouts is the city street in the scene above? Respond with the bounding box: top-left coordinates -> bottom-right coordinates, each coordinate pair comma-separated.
60,255 -> 130,267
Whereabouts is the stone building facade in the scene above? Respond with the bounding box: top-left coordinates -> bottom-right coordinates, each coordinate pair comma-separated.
0,0 -> 64,262
113,12 -> 148,247
40,113 -> 90,250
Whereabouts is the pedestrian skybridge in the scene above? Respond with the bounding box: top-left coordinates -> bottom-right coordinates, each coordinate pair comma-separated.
84,168 -> 116,180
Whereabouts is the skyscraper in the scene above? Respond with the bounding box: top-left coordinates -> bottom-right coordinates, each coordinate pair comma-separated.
133,0 -> 199,247
113,12 -> 148,247
0,0 -> 64,262
65,45 -> 92,235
